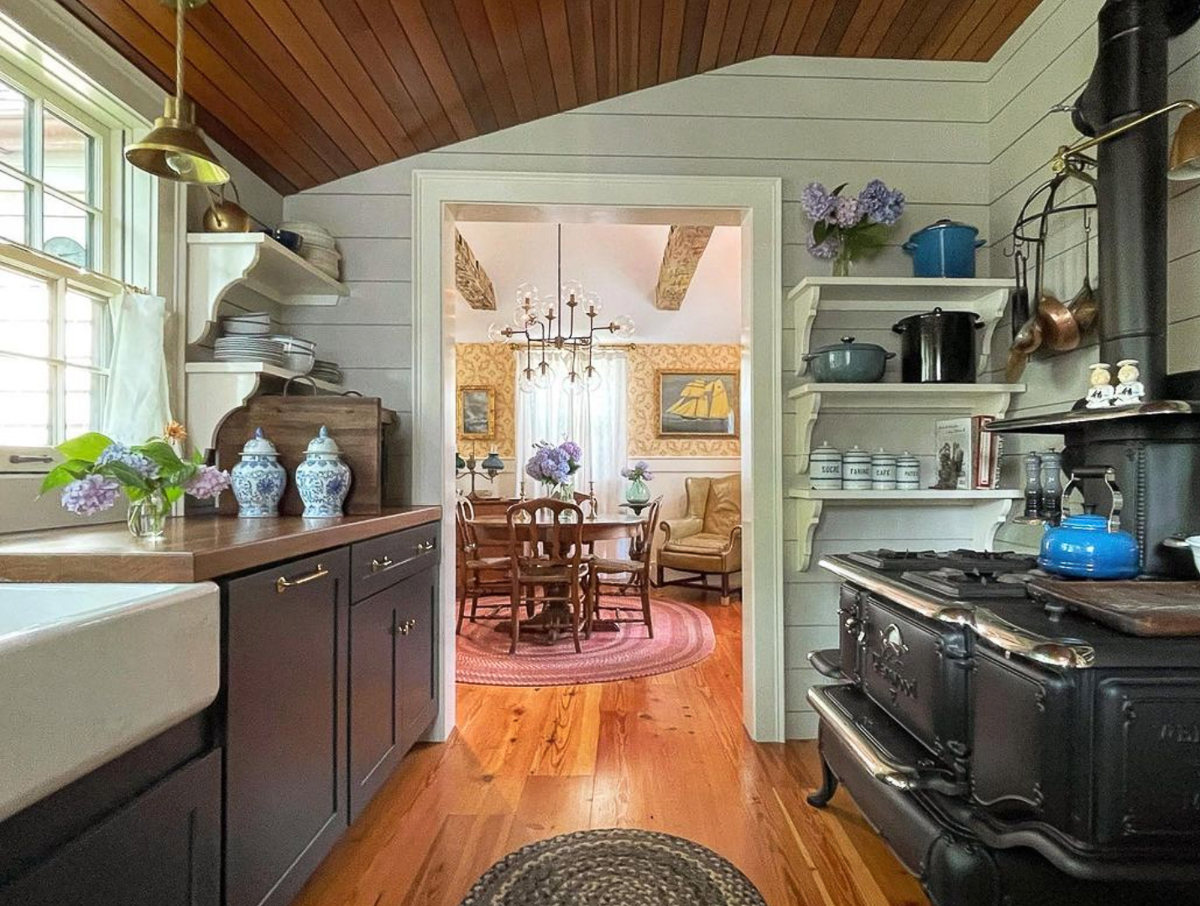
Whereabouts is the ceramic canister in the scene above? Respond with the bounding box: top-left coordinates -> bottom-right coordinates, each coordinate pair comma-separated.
295,425 -> 352,517
810,441 -> 843,490
231,427 -> 287,517
896,452 -> 921,491
871,449 -> 898,491
843,445 -> 873,491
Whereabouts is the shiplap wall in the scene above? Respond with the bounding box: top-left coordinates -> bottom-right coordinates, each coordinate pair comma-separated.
280,54 -> 991,739
984,0 -> 1200,552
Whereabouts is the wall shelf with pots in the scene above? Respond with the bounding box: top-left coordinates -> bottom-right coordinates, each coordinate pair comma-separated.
185,362 -> 344,453
788,276 -> 1011,376
785,277 -> 1025,575
187,233 -> 349,347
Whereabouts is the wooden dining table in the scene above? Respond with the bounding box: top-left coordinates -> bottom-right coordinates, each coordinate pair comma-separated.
468,512 -> 646,639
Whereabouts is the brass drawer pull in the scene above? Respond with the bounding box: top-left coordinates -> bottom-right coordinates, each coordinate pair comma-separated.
9,454 -> 53,464
276,564 -> 329,594
414,540 -> 436,553
371,556 -> 396,573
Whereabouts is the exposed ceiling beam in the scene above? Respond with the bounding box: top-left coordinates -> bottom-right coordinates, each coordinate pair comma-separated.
455,230 -> 496,310
654,225 -> 714,311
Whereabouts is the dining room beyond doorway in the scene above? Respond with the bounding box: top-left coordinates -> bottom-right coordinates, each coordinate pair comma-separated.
447,209 -> 744,689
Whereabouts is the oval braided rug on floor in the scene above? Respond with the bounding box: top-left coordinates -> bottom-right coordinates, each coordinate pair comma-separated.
456,595 -> 715,686
460,829 -> 767,906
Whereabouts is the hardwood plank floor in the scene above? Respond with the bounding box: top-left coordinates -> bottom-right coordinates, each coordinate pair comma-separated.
292,589 -> 930,906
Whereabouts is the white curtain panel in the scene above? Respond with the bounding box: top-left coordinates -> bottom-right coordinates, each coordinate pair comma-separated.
514,347 -> 628,514
102,292 -> 172,444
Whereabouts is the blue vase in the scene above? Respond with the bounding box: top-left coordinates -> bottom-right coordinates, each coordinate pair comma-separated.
295,426 -> 352,517
231,427 -> 287,518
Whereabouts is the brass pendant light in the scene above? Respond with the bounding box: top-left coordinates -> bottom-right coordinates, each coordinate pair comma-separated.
125,0 -> 229,186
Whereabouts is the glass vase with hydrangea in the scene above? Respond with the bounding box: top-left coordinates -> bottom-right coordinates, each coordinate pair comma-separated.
40,424 -> 231,539
802,179 -> 906,276
620,460 -> 654,505
524,440 -> 583,503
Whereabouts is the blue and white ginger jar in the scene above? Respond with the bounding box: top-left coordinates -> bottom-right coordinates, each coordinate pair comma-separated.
231,427 -> 287,518
295,425 -> 351,517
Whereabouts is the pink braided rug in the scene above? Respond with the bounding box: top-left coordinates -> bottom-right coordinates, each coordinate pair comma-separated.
456,595 -> 715,686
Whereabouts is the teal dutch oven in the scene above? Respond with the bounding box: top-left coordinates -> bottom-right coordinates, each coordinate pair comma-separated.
903,219 -> 986,278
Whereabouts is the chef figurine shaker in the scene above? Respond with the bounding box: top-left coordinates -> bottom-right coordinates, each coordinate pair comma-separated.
1085,362 -> 1116,409
1114,359 -> 1146,408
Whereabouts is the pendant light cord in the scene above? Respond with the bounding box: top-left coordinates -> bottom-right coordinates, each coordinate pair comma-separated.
175,0 -> 186,107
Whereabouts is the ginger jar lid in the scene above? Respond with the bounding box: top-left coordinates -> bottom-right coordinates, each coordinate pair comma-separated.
241,427 -> 279,457
305,425 -> 342,456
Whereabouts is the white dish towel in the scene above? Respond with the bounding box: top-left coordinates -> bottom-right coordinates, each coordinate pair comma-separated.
102,292 -> 172,444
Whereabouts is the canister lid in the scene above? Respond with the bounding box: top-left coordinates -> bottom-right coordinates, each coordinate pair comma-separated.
305,425 -> 341,455
241,427 -> 279,456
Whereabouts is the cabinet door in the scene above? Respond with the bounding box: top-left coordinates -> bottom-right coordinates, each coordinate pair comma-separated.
396,568 -> 438,754
224,550 -> 349,906
0,749 -> 220,906
348,586 -> 400,821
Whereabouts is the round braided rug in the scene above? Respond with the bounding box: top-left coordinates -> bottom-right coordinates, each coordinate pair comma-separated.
459,829 -> 767,906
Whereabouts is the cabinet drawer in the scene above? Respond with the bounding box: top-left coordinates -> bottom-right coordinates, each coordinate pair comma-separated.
351,522 -> 440,601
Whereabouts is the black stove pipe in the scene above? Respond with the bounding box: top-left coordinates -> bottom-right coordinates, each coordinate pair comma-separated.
1074,0 -> 1170,399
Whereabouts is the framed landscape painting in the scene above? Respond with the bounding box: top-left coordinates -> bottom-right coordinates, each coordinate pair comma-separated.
656,370 -> 739,438
458,386 -> 496,439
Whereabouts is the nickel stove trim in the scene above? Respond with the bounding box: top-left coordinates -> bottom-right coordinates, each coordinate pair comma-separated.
819,557 -> 1097,669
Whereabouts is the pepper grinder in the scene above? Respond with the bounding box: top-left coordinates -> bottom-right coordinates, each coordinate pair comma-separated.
1039,450 -> 1063,524
1023,452 -> 1042,520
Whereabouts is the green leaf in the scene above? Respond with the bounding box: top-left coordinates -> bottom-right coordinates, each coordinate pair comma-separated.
813,221 -> 829,244
831,182 -> 848,197
97,460 -> 150,491
137,440 -> 184,473
164,485 -> 184,505
56,432 -> 113,463
38,459 -> 91,495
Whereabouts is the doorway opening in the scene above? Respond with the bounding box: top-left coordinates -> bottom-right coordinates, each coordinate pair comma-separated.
411,171 -> 783,742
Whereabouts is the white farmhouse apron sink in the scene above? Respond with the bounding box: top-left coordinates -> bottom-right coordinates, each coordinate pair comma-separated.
0,582 -> 220,821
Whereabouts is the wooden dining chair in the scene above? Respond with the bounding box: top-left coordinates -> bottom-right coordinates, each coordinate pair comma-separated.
506,498 -> 587,654
455,497 -> 512,635
587,497 -> 662,638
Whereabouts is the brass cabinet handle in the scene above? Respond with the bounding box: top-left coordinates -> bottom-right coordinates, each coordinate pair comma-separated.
391,618 -> 417,636
414,540 -> 435,553
276,564 -> 329,594
371,556 -> 395,573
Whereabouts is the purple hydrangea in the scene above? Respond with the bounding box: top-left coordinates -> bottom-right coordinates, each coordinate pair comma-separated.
61,474 -> 121,515
560,441 -> 582,465
96,442 -> 158,479
184,465 -> 231,500
621,461 -> 654,481
833,196 -> 861,229
857,179 -> 906,226
806,234 -> 841,260
800,182 -> 836,222
525,440 -> 581,485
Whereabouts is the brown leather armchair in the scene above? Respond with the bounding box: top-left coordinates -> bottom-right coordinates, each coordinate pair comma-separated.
656,475 -> 742,605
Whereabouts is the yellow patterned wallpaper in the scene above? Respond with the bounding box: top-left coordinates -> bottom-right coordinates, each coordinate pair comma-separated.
627,344 -> 741,457
456,343 -> 516,457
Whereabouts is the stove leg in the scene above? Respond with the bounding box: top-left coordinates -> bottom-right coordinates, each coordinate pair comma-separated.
807,755 -> 839,808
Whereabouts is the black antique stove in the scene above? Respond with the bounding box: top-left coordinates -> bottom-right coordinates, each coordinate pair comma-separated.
807,549 -> 1200,905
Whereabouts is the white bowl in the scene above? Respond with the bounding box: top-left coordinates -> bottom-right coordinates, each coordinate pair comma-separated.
1185,536 -> 1200,574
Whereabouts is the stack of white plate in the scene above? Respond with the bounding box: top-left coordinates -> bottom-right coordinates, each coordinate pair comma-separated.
270,334 -> 316,374
214,336 -> 287,366
219,312 -> 272,336
310,359 -> 344,385
280,220 -> 341,280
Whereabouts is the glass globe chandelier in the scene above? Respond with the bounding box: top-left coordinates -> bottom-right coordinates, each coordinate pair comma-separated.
489,224 -> 635,394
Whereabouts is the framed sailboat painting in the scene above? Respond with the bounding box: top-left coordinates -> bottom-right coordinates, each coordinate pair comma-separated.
656,370 -> 739,438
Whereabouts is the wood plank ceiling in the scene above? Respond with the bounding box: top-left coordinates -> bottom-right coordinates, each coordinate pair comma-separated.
59,0 -> 1046,194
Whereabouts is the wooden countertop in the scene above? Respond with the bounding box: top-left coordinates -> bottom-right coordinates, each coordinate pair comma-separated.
0,507 -> 441,583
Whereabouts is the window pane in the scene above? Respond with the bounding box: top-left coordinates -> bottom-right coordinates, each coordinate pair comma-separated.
0,81 -> 27,173
43,110 -> 91,202
65,291 -> 110,367
0,265 -> 49,359
0,170 -> 27,244
0,355 -> 51,446
65,365 -> 106,438
43,195 -> 91,267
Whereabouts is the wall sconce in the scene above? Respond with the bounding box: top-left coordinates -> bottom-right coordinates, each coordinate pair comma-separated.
1051,99 -> 1200,182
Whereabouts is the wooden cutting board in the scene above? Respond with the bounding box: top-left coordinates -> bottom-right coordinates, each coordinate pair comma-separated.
1029,577 -> 1200,637
214,395 -> 400,516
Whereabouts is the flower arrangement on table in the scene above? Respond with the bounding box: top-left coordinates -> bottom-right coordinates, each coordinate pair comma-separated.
40,421 -> 231,539
620,461 -> 654,505
524,440 -> 582,501
802,179 -> 906,276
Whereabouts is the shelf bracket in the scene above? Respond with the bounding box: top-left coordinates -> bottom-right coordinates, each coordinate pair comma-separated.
794,498 -> 823,573
793,390 -> 822,474
792,283 -> 820,376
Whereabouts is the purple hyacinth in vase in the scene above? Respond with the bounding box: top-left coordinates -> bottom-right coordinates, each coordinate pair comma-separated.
801,179 -> 906,276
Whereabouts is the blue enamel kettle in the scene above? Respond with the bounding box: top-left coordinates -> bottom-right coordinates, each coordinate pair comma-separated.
1039,466 -> 1140,579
